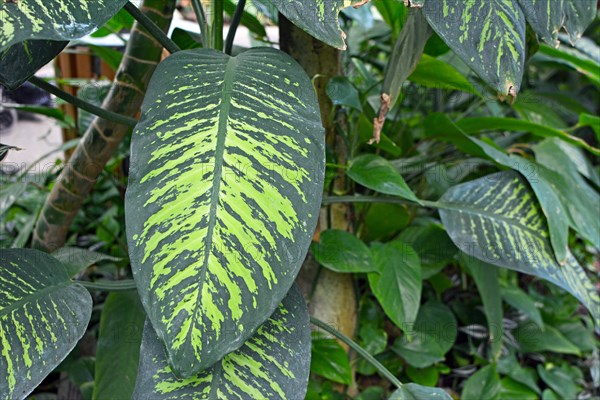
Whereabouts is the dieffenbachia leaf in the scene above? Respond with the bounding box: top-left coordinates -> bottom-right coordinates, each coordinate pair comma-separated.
423,0 -> 526,96
0,40 -> 68,90
125,47 -> 324,377
0,249 -> 92,400
133,285 -> 311,400
517,0 -> 596,45
0,0 -> 129,52
437,171 -> 600,330
270,0 -> 368,49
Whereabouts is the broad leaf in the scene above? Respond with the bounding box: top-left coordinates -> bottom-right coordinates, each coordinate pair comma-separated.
93,291 -> 145,400
125,47 -> 324,377
270,0 -> 366,49
461,365 -> 501,400
0,40 -> 68,89
224,0 -> 267,38
311,337 -> 352,385
311,229 -> 375,273
423,0 -> 526,96
0,0 -> 129,52
347,154 -> 421,204
408,54 -> 479,96
369,242 -> 422,334
51,246 -> 121,277
518,0 -> 595,45
537,364 -> 582,400
536,43 -> 600,87
326,77 -> 362,111
393,301 -> 457,368
133,285 -> 311,399
0,249 -> 92,400
515,324 -> 580,355
437,171 -> 600,329
500,285 -> 543,328
390,383 -> 451,400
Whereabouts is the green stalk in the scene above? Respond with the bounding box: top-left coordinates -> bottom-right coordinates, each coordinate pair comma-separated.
78,280 -> 137,292
124,1 -> 181,53
33,0 -> 177,252
322,195 -> 433,207
224,0 -> 246,54
191,0 -> 208,47
310,317 -> 403,388
29,76 -> 138,127
211,0 -> 224,50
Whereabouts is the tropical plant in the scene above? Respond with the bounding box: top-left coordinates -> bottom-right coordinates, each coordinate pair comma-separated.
0,0 -> 598,399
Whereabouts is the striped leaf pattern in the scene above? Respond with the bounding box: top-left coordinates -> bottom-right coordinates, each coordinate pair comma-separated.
125,47 -> 324,377
270,0 -> 367,49
518,0 -> 596,45
0,249 -> 92,400
423,0 -> 526,96
133,285 -> 311,400
0,0 -> 128,52
438,171 -> 600,329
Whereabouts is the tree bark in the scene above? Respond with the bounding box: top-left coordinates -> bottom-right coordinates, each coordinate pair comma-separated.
32,0 -> 177,252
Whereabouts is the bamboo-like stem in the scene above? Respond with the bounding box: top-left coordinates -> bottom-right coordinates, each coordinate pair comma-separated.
310,317 -> 403,388
224,0 -> 245,54
29,76 -> 138,127
33,0 -> 177,252
124,1 -> 180,53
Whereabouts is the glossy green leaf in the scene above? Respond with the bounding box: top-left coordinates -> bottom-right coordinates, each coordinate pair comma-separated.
537,364 -> 582,400
326,77 -> 362,111
170,28 -> 203,50
536,43 -> 600,86
437,171 -> 600,329
0,249 -> 92,400
382,8 -> 432,109
270,0 -> 367,49
0,0 -> 129,52
515,324 -> 581,355
311,229 -> 375,273
461,254 -> 503,360
579,113 -> 600,141
133,285 -> 311,399
224,0 -> 267,38
87,45 -> 123,72
497,355 -> 541,394
369,242 -> 422,333
393,302 -> 457,368
347,154 -> 421,204
0,40 -> 68,90
461,365 -> 501,400
500,285 -> 543,328
423,0 -> 525,96
311,337 -> 352,385
364,203 -> 410,242
389,383 -> 451,400
517,0 -> 595,45
408,54 -> 479,96
93,291 -> 145,400
51,246 -> 121,277
125,47 -> 324,377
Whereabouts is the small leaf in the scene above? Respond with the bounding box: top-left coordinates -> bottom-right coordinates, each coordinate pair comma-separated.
500,285 -> 543,329
0,249 -> 92,400
461,365 -> 501,400
423,0 -> 526,96
51,246 -> 121,277
369,242 -> 422,333
390,383 -> 451,400
408,54 -> 479,96
0,182 -> 28,217
133,285 -> 311,399
311,230 -> 375,273
326,77 -> 362,111
347,154 -> 421,203
515,324 -> 581,355
537,364 -> 582,400
311,337 -> 352,385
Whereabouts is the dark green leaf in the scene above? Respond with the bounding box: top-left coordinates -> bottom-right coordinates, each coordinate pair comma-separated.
364,203 -> 410,242
579,113 -> 600,141
326,77 -> 362,111
515,324 -> 581,355
224,0 -> 267,37
536,43 -> 600,86
125,48 -> 324,376
0,249 -> 92,399
461,365 -> 501,400
311,229 -> 375,273
497,355 -> 541,394
500,285 -> 543,328
500,377 -> 537,400
408,54 -> 478,96
390,383 -> 451,400
537,364 -> 582,400
170,28 -> 202,50
311,337 -> 352,385
406,365 -> 439,387
87,45 -> 123,72
93,291 -> 145,400
133,285 -> 311,399
51,247 -> 121,277
0,182 -> 28,218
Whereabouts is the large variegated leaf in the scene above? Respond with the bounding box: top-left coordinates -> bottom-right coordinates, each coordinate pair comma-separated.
437,171 -> 600,329
133,285 -> 311,400
518,0 -> 596,45
125,47 -> 324,377
0,0 -> 129,52
270,0 -> 367,49
0,249 -> 92,400
423,0 -> 526,96
0,40 -> 68,90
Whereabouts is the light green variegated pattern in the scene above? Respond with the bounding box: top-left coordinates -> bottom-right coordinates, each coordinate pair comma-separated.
518,0 -> 595,45
133,285 -> 311,400
438,171 -> 600,330
0,0 -> 129,52
0,249 -> 92,400
423,0 -> 526,95
270,0 -> 367,49
125,47 -> 324,377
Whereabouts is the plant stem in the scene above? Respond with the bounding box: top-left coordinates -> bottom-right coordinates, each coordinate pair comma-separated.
29,76 -> 138,127
322,195 -> 435,208
224,0 -> 246,55
310,317 -> 403,389
211,0 -> 224,50
124,1 -> 181,53
77,279 -> 137,292
191,0 -> 208,47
